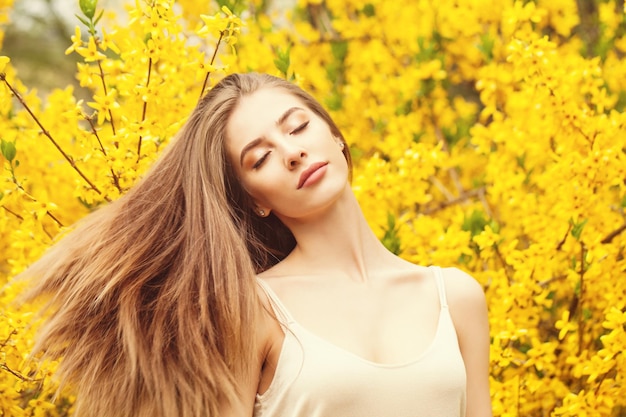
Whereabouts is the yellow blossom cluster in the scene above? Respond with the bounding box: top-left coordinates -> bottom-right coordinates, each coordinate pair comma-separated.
1,0 -> 625,415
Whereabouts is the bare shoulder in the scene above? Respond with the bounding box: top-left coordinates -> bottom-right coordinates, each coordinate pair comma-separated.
255,279 -> 284,338
440,267 -> 487,310
440,267 -> 493,417
255,276 -> 286,356
439,267 -> 489,337
440,267 -> 489,348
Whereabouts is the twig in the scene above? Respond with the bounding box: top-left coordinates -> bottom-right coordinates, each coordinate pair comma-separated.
429,176 -> 455,201
476,187 -> 493,218
45,211 -> 64,228
1,363 -> 32,382
556,224 -> 572,250
0,73 -> 106,200
10,180 -> 65,229
1,197 -> 52,239
85,114 -> 108,155
577,242 -> 586,356
2,205 -> 24,220
96,60 -> 116,138
601,223 -> 626,244
494,244 -> 512,286
0,329 -> 17,348
422,187 -> 485,215
136,57 -> 152,162
199,31 -> 224,100
538,274 -> 567,288
85,114 -> 123,193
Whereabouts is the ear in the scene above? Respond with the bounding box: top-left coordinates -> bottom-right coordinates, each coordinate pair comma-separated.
254,204 -> 271,218
333,136 -> 344,148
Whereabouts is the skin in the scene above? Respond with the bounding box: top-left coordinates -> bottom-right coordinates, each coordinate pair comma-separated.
223,87 -> 493,417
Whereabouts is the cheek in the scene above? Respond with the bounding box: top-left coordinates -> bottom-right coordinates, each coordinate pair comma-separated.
241,177 -> 280,205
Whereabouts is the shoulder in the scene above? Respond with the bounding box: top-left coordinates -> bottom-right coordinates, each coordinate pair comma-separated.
440,266 -> 487,310
439,268 -> 493,416
439,267 -> 488,332
442,268 -> 489,357
255,278 -> 286,357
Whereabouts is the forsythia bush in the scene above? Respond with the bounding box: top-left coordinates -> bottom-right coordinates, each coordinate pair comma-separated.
1,0 -> 625,415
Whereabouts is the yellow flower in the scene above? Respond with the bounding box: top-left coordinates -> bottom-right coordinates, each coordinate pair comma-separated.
555,311 -> 577,340
100,28 -> 120,55
76,36 -> 106,62
0,55 -> 9,72
473,225 -> 500,251
65,26 -> 83,55
88,90 -> 120,124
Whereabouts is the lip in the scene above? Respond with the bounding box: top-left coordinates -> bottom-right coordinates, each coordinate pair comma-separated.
297,162 -> 328,189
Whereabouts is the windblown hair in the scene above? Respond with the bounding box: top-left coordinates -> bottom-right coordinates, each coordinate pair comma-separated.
19,73 -> 351,417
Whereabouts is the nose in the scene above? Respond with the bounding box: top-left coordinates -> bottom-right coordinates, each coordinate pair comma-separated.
279,139 -> 306,170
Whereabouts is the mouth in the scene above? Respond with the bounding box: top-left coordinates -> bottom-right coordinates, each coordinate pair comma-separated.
298,162 -> 328,189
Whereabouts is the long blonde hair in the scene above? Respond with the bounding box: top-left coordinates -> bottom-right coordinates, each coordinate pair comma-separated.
20,73 -> 351,417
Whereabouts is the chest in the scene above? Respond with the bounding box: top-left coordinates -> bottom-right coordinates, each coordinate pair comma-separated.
255,306 -> 467,417
267,276 -> 442,365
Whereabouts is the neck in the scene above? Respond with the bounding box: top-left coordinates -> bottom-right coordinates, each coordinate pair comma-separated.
277,185 -> 395,283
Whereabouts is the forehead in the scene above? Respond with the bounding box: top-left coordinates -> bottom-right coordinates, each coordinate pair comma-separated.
226,87 -> 306,149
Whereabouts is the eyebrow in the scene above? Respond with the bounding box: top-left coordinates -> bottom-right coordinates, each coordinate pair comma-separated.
239,106 -> 305,166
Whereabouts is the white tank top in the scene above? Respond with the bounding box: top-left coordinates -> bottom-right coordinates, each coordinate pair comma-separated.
254,266 -> 467,417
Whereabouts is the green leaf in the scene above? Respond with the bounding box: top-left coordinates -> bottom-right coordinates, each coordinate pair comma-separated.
381,213 -> 402,255
94,9 -> 104,26
1,139 -> 16,162
216,0 -> 245,14
331,41 -> 348,62
79,0 -> 98,19
478,33 -> 494,61
273,46 -> 291,77
395,99 -> 413,116
570,218 -> 588,240
324,91 -> 343,111
75,14 -> 90,27
362,3 -> 375,17
462,209 -> 489,237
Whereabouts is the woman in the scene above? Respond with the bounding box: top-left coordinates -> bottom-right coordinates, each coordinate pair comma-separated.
21,73 -> 491,417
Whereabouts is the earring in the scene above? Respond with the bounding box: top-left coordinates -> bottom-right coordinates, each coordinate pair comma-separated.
258,209 -> 265,217
339,142 -> 345,150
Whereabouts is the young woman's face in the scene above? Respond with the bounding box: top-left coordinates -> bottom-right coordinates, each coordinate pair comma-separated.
225,87 -> 350,220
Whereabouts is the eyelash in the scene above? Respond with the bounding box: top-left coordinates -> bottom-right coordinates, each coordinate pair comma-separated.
291,121 -> 309,135
252,152 -> 269,169
252,121 -> 310,169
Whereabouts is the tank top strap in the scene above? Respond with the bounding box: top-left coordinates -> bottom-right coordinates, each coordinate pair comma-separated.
430,266 -> 448,309
257,278 -> 295,324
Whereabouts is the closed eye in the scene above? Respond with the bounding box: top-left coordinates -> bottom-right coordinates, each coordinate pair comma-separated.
290,121 -> 309,135
252,151 -> 271,169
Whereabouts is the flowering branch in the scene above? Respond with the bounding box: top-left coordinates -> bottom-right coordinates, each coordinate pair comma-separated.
577,242 -> 587,356
199,30 -> 224,100
0,73 -> 107,201
84,114 -> 123,193
136,57 -> 152,162
0,330 -> 35,382
6,174 -> 65,230
0,363 -> 32,382
96,60 -> 117,138
2,205 -> 24,220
